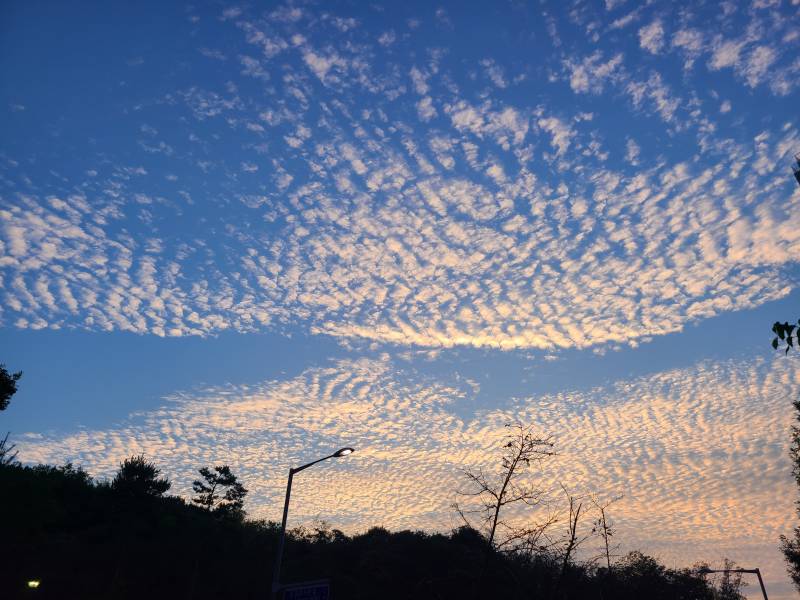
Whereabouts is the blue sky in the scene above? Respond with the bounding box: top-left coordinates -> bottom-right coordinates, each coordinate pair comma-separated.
2,1 -> 800,597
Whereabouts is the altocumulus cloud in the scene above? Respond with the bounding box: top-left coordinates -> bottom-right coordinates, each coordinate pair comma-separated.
19,354 -> 798,589
1,1 -> 799,351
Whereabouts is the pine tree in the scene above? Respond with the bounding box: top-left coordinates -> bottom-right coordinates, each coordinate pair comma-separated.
192,465 -> 248,519
111,455 -> 171,497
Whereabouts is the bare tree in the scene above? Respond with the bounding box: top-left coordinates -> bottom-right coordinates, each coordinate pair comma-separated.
545,484 -> 593,600
590,494 -> 622,569
454,422 -> 556,553
0,431 -> 18,466
557,485 -> 591,575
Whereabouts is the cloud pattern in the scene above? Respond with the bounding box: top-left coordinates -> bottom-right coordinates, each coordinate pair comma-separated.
1,2 -> 799,350
19,354 -> 799,596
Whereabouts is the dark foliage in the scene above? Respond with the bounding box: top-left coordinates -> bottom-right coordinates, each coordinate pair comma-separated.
781,396 -> 800,591
0,461 -> 740,600
192,464 -> 248,520
772,318 -> 800,591
111,454 -> 171,497
1,363 -> 23,465
0,431 -> 19,465
0,363 -> 22,411
772,320 -> 800,354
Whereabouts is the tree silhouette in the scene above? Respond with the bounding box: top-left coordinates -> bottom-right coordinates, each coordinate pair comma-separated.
454,422 -> 557,553
1,456 -> 747,599
771,317 -> 800,590
0,363 -> 22,412
590,494 -> 622,569
0,364 -> 22,410
772,320 -> 799,354
192,465 -> 248,519
715,559 -> 747,600
0,363 -> 22,466
556,484 -> 591,588
0,432 -> 18,466
111,455 -> 171,497
781,393 -> 800,590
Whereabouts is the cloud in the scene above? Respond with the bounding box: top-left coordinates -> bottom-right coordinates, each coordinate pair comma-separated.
378,30 -> 396,47
624,72 -> 680,123
625,138 -> 640,165
416,97 -> 437,121
269,6 -> 304,23
564,52 -> 624,94
743,45 -> 777,87
2,3 -> 800,354
18,354 -> 798,590
3,100 -> 800,351
671,28 -> 704,69
638,20 -> 664,54
479,59 -> 507,89
537,116 -> 575,157
240,55 -> 270,80
709,38 -> 747,70
409,67 -> 429,95
220,7 -> 243,21
302,50 -> 349,83
199,48 -> 227,61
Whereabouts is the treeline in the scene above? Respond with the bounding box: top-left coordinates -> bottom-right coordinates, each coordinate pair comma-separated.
0,458 -> 746,600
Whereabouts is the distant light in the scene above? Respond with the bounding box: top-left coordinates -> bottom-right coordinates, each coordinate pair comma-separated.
27,580 -> 41,589
334,447 -> 354,457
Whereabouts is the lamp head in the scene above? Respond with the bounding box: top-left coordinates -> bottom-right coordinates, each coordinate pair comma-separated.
334,447 -> 354,457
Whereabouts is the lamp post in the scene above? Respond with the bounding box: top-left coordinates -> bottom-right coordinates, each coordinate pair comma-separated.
271,447 -> 354,599
696,567 -> 768,600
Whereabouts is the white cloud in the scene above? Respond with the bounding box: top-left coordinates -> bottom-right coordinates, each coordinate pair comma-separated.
479,58 -> 507,88
303,50 -> 349,83
709,38 -> 746,70
2,4 -> 799,355
537,116 -> 575,157
220,7 -> 243,21
409,67 -> 429,95
743,45 -> 777,87
624,72 -> 680,123
416,97 -> 437,121
17,355 -> 798,591
638,20 -> 664,54
269,6 -> 303,23
625,138 -> 640,165
378,30 -> 396,46
564,52 -> 623,94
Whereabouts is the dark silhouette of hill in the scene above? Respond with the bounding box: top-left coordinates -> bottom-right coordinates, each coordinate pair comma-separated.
0,460 -> 744,600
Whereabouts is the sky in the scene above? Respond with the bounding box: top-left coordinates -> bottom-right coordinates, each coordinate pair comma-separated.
1,0 -> 799,596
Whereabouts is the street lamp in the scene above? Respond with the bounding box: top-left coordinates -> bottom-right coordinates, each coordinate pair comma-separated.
696,567 -> 769,600
271,447 -> 355,599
